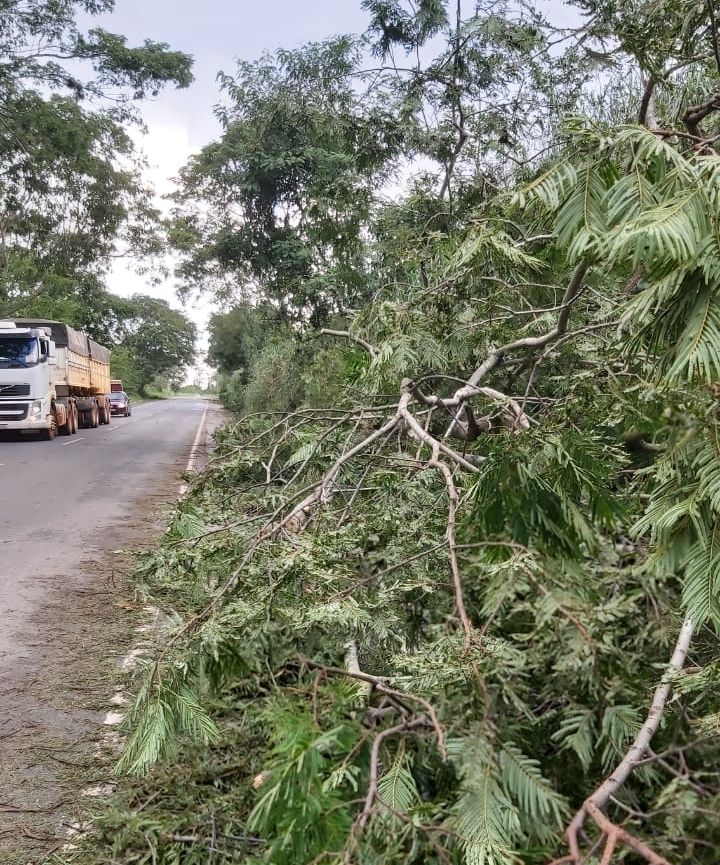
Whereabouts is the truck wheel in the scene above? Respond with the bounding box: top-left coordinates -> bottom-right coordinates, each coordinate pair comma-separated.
70,405 -> 78,434
57,404 -> 71,436
91,405 -> 99,428
40,417 -> 57,440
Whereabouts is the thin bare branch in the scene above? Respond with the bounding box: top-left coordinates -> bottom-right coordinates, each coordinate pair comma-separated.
356,717 -> 430,831
445,262 -> 588,437
320,328 -> 378,357
557,617 -> 694,864
427,454 -> 473,650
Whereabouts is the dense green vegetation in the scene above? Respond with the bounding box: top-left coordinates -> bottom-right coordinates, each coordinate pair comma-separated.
0,0 -> 197,393
50,0 -> 720,863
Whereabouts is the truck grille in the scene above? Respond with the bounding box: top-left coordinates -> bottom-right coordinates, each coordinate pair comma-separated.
0,383 -> 30,397
0,403 -> 28,421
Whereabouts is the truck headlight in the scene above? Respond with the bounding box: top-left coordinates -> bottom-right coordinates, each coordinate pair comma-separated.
29,400 -> 43,420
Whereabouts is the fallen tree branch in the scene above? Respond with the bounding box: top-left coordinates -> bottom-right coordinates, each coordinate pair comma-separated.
555,616 -> 694,864
683,92 -> 720,141
277,409 -> 401,533
445,261 -> 588,437
427,451 -> 474,650
398,387 -> 484,472
414,381 -> 530,435
319,328 -> 379,357
345,640 -> 372,702
297,654 -> 446,758
356,717 -> 431,831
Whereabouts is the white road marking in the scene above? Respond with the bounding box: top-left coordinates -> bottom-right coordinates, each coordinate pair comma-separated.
186,403 -> 209,474
61,437 -> 85,446
179,401 -> 209,496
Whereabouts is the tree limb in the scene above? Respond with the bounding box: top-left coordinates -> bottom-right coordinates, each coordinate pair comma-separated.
682,93 -> 720,139
445,262 -> 588,437
427,452 -> 474,650
320,328 -> 379,357
557,616 -> 694,864
356,717 -> 431,831
638,77 -> 657,128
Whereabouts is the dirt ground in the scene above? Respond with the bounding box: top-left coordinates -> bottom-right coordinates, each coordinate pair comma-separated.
0,401 -> 226,865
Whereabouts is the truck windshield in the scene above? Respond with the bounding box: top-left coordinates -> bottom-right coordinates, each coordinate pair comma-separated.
0,337 -> 40,368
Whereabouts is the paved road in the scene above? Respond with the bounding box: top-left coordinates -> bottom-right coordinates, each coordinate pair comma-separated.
0,397 -> 207,672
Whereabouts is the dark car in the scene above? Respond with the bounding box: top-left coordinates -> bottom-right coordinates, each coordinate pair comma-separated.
108,390 -> 132,417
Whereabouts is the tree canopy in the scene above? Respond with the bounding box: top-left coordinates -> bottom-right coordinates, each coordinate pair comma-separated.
117,294 -> 196,395
0,0 -> 193,329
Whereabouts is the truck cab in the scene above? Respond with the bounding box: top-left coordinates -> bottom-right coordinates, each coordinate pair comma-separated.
0,321 -> 57,434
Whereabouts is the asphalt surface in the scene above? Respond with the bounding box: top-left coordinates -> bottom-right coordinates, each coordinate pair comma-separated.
0,397 -> 207,673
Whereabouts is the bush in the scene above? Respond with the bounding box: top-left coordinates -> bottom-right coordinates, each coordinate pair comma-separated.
241,334 -> 305,415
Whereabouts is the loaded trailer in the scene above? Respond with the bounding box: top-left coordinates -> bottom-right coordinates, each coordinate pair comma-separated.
0,319 -> 112,440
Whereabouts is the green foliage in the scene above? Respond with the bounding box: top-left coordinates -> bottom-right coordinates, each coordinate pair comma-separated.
208,304 -> 281,379
470,430 -> 624,556
108,344 -> 143,396
118,670 -> 219,775
118,295 -> 197,396
169,36 -> 399,321
65,2 -> 720,864
247,708 -> 357,864
0,1 -> 192,324
240,334 -> 304,415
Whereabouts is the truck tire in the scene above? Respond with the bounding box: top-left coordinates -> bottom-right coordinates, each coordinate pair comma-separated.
40,416 -> 57,440
70,404 -> 78,434
57,403 -> 71,436
91,405 -> 99,428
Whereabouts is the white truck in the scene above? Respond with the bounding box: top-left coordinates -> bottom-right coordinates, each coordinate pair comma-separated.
0,319 -> 112,440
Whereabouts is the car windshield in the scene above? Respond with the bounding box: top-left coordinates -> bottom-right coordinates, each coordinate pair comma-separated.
0,336 -> 39,368
109,392 -> 127,401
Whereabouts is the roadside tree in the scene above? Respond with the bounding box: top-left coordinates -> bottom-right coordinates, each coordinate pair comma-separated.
119,295 -> 196,396
0,1 -> 193,323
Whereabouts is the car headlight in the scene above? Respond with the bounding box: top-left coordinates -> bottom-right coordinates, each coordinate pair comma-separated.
29,400 -> 42,420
